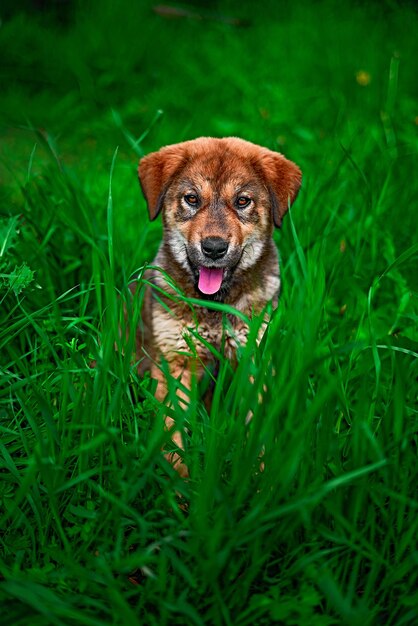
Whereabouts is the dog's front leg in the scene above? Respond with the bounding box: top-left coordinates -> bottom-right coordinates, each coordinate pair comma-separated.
151,359 -> 195,479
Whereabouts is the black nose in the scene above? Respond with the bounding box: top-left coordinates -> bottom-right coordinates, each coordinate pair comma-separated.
201,237 -> 229,260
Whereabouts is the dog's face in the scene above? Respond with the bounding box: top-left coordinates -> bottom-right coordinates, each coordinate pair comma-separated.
138,137 -> 301,298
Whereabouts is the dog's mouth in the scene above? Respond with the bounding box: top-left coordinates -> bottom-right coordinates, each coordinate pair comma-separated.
197,267 -> 224,295
185,245 -> 243,298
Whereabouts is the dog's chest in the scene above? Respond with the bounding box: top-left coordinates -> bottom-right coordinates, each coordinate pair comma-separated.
151,300 -> 248,363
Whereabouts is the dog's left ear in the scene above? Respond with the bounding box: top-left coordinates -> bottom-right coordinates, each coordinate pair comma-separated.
138,144 -> 187,220
260,151 -> 302,227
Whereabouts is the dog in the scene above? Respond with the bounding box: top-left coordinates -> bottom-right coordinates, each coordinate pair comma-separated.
131,137 -> 302,476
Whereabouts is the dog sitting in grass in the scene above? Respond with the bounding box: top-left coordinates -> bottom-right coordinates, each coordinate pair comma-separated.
132,137 -> 302,476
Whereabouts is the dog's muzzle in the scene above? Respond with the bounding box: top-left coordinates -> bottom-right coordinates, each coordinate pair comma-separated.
185,237 -> 241,297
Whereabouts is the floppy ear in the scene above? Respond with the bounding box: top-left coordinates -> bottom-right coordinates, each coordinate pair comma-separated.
138,144 -> 187,220
260,151 -> 302,227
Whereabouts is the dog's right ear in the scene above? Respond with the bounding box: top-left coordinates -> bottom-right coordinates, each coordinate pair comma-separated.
138,144 -> 187,220
259,150 -> 302,228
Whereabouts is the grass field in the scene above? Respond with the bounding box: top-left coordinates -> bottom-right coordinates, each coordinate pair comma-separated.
1,1 -> 418,624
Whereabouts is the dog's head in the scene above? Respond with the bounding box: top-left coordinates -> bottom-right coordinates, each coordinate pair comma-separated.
138,137 -> 301,298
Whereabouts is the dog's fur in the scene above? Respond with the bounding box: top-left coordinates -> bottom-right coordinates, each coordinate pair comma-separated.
132,137 -> 301,474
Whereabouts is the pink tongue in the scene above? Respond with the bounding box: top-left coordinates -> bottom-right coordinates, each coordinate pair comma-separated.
198,267 -> 224,295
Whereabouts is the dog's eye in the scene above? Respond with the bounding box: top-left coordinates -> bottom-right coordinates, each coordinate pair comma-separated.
236,196 -> 251,209
184,194 -> 199,207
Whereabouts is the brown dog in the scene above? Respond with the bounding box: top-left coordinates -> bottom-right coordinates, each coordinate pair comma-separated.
132,137 -> 301,475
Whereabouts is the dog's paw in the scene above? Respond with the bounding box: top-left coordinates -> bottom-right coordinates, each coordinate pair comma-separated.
164,450 -> 189,479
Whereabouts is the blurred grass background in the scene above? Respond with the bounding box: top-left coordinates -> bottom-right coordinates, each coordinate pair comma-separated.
1,1 -> 418,624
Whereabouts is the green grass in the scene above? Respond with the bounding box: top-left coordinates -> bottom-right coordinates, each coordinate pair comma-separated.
1,0 -> 418,624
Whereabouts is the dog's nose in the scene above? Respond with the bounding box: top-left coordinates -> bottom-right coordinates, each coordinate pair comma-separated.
201,237 -> 229,260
